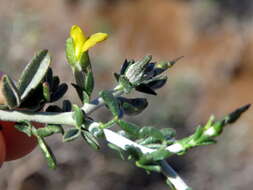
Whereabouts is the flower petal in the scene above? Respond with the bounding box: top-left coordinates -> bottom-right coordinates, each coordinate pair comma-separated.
70,25 -> 87,57
82,33 -> 108,52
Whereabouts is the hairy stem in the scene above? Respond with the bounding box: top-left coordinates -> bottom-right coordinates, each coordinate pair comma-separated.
103,129 -> 190,190
0,84 -> 190,190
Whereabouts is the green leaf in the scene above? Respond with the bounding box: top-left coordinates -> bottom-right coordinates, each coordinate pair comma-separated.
1,75 -> 21,108
63,128 -> 81,142
46,105 -> 63,112
117,120 -> 140,138
108,143 -> 125,160
85,71 -> 94,97
72,104 -> 84,128
81,130 -> 100,150
139,126 -> 164,141
192,125 -> 204,140
52,76 -> 60,92
138,136 -> 161,145
136,161 -> 161,173
18,50 -> 51,100
45,68 -> 53,88
65,38 -> 76,67
160,128 -> 176,140
118,97 -> 148,116
138,149 -> 171,165
36,125 -> 64,137
14,121 -> 32,136
51,83 -> 68,102
224,104 -> 251,124
198,139 -> 217,146
37,136 -> 57,169
82,90 -> 90,104
62,100 -> 72,112
100,90 -> 120,117
125,145 -> 142,160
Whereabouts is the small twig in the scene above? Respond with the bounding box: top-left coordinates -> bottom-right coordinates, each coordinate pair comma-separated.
103,129 -> 191,190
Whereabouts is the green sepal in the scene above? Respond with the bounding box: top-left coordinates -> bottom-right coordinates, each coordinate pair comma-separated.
18,50 -> 51,100
43,82 -> 51,102
117,120 -> 140,138
63,128 -> 81,142
65,37 -> 76,67
36,125 -> 64,137
1,75 -> 21,108
37,136 -> 57,169
100,90 -> 120,117
79,52 -> 91,72
72,104 -> 84,128
85,71 -> 94,97
118,76 -> 132,94
81,130 -> 100,150
211,121 -> 224,137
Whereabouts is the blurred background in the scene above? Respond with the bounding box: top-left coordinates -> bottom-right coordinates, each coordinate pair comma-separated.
0,0 -> 253,189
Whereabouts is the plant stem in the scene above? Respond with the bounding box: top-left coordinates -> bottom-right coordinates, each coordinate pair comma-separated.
0,84 -> 190,190
0,110 -> 75,125
103,129 -> 191,190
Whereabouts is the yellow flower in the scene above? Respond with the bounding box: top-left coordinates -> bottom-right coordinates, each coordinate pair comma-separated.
70,25 -> 108,60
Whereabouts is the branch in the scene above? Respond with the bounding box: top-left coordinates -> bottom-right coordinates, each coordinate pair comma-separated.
103,129 -> 190,190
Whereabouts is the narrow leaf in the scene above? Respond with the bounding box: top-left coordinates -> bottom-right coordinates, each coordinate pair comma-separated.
135,84 -> 157,95
139,126 -> 164,140
118,97 -> 148,116
117,120 -> 140,138
136,161 -> 161,173
81,130 -> 100,150
51,83 -> 68,102
72,104 -> 84,128
62,100 -> 72,112
18,50 -> 51,100
1,75 -> 21,108
63,128 -> 80,142
14,122 -> 32,136
100,90 -> 120,117
37,136 -> 57,169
